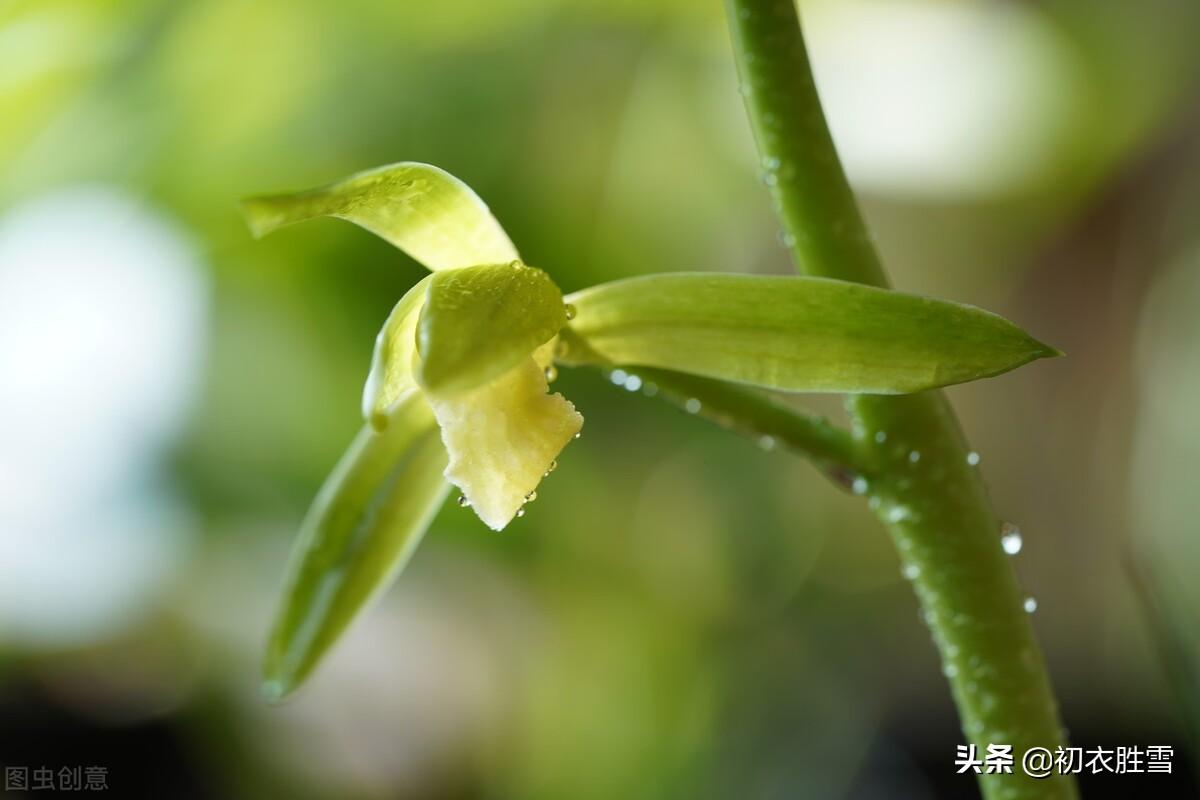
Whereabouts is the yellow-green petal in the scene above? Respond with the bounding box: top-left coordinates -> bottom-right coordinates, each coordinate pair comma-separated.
242,162 -> 519,271
416,262 -> 566,396
560,273 -> 1060,394
263,391 -> 449,701
430,358 -> 582,530
362,275 -> 432,429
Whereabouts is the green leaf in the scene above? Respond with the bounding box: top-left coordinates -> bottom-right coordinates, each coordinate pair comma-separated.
362,275 -> 432,430
242,162 -> 519,271
416,262 -> 566,396
263,391 -> 449,701
560,273 -> 1060,394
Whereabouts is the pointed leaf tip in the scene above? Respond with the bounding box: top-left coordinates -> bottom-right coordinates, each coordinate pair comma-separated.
562,273 -> 1059,394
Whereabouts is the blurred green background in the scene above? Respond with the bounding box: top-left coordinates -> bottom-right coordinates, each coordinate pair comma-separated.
2,0 -> 1200,797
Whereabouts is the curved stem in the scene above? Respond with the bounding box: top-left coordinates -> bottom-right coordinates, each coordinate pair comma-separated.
726,1 -> 1077,798
629,367 -> 871,488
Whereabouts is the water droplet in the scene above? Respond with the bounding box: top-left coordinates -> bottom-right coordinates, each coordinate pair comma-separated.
624,374 -> 642,392
761,172 -> 778,187
563,303 -> 576,321
544,459 -> 558,476
761,155 -> 781,171
758,435 -> 776,451
643,382 -> 658,397
525,490 -> 538,503
908,450 -> 921,463
516,508 -> 526,518
610,368 -> 628,385
509,259 -> 522,269
1023,597 -> 1038,614
777,229 -> 796,248
902,563 -> 921,580
1000,523 -> 1022,555
851,476 -> 869,495
544,365 -> 558,383
457,495 -> 471,508
684,398 -> 702,414
738,82 -> 751,97
573,431 -> 582,440
966,451 -> 981,466
943,663 -> 959,678
874,431 -> 887,444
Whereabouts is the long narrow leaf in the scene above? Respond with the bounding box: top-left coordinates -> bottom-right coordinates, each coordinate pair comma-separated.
242,162 -> 519,271
560,273 -> 1059,394
263,391 -> 449,700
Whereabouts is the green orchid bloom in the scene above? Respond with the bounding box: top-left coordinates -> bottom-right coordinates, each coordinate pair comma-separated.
243,162 -> 1058,699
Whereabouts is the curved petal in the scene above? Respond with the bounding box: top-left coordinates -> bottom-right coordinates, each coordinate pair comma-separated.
263,391 -> 449,700
242,162 -> 519,271
416,262 -> 566,396
362,275 -> 432,429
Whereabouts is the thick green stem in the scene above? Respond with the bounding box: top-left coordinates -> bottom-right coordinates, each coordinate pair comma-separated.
726,1 -> 1077,798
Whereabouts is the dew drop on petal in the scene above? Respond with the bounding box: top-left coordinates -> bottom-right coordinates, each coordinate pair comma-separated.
544,459 -> 557,476
563,303 -> 576,321
966,451 -> 981,466
457,495 -> 471,508
902,563 -> 921,580
610,369 -> 628,385
624,374 -> 642,392
516,507 -> 526,518
573,431 -> 581,440
544,365 -> 558,383
1023,597 -> 1038,614
524,490 -> 537,503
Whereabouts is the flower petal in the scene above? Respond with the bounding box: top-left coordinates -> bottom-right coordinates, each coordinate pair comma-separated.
430,357 -> 582,530
264,390 -> 449,700
242,162 -> 519,271
362,275 -> 432,429
416,262 -> 566,396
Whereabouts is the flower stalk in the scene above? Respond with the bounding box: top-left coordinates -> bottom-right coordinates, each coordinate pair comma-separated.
724,1 -> 1078,797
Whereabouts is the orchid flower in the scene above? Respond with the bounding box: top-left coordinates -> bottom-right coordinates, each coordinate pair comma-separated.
243,162 -> 1058,699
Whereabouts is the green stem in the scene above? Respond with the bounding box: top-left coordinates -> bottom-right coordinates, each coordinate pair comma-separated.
631,367 -> 871,488
726,1 -> 1077,798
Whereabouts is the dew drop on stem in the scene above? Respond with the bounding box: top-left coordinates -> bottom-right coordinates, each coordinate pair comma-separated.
1000,523 -> 1022,555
